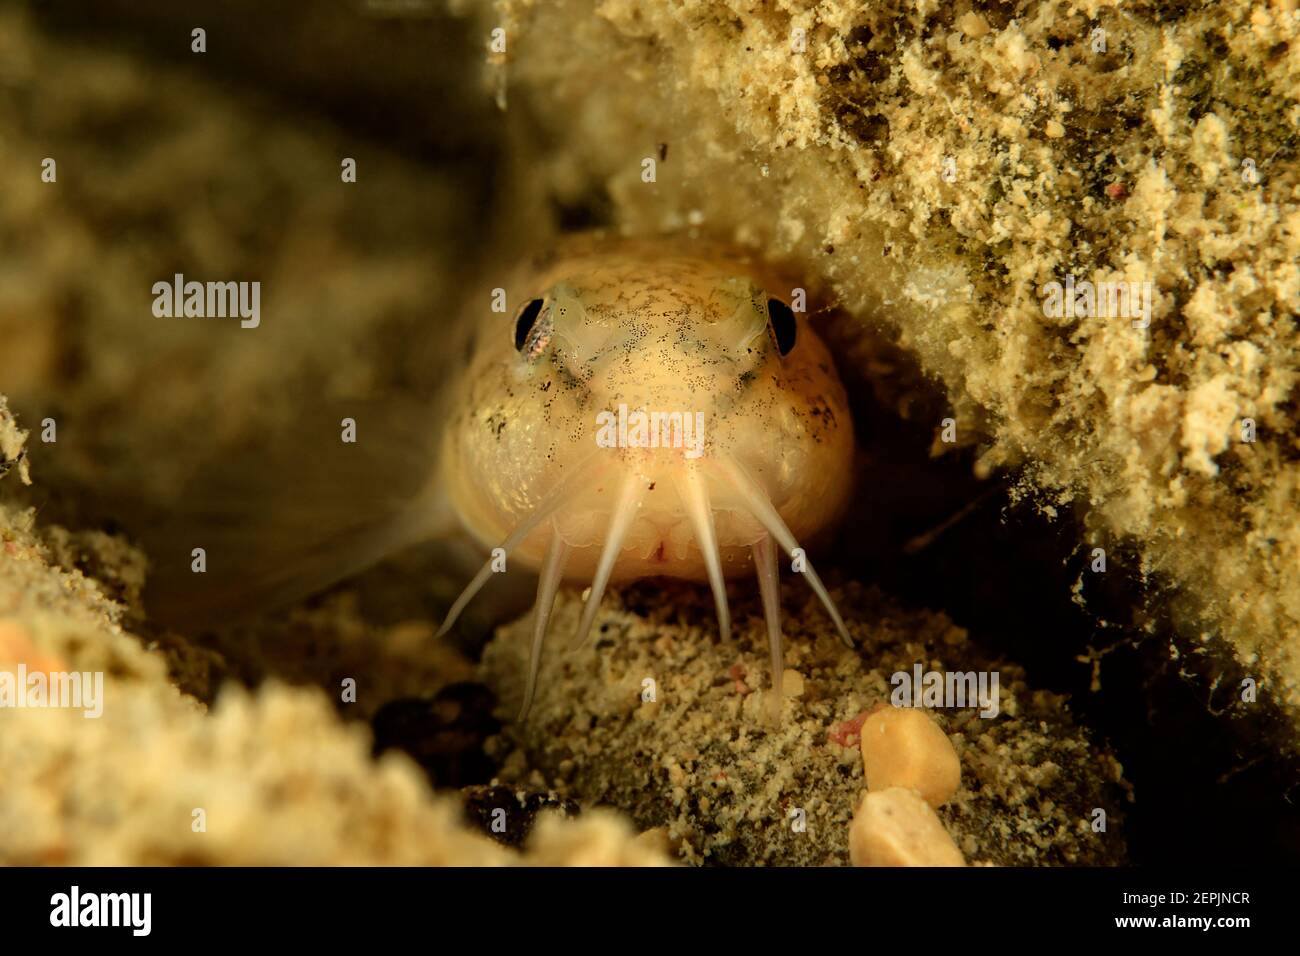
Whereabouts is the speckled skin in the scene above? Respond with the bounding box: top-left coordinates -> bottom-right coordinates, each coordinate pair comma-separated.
441,235 -> 855,583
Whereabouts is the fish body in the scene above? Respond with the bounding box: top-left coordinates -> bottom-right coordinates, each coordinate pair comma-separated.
147,234 -> 857,718
436,235 -> 856,716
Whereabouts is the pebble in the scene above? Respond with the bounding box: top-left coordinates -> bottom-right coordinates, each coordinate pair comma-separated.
859,707 -> 961,808
848,787 -> 966,867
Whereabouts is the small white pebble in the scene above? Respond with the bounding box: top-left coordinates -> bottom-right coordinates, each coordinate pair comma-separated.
860,707 -> 961,808
848,787 -> 966,867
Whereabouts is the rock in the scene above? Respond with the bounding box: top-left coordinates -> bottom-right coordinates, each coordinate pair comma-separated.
860,707 -> 961,808
848,788 -> 966,867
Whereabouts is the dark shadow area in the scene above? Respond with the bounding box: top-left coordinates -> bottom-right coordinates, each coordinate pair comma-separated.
33,0 -> 496,170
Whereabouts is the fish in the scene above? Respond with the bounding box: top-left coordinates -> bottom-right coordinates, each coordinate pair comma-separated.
145,233 -> 857,720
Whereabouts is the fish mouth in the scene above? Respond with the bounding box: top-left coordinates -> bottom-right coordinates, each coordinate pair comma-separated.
550,505 -> 765,559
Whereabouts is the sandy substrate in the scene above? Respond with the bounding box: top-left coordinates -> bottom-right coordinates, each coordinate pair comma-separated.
482,580 -> 1128,866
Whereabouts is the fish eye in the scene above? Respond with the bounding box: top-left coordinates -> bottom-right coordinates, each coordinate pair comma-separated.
766,298 -> 797,356
513,297 -> 546,351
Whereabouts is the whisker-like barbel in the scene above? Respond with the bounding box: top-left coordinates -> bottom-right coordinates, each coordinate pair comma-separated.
674,464 -> 731,643
519,528 -> 570,722
716,456 -> 855,648
752,533 -> 785,721
437,451 -> 600,638
572,468 -> 645,649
